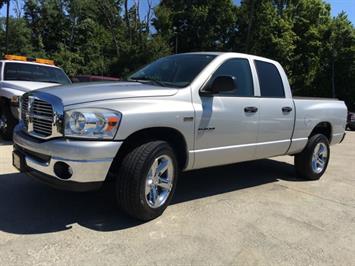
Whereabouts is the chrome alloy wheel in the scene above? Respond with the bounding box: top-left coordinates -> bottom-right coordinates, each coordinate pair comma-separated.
311,143 -> 328,174
145,155 -> 174,208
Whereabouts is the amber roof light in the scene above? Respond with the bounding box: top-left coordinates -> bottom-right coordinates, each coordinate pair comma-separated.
4,54 -> 55,65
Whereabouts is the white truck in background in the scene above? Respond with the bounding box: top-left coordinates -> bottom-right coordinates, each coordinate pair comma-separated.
0,55 -> 71,140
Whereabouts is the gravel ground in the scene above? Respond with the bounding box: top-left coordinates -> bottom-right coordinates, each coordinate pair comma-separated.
0,132 -> 354,265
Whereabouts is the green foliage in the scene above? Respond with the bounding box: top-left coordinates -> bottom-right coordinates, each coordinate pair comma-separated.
313,12 -> 355,108
233,0 -> 296,76
0,0 -> 353,109
0,17 -> 33,55
1,0 -> 170,78
287,0 -> 332,93
153,0 -> 237,52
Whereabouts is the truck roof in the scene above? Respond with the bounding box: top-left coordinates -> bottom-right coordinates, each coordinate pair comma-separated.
173,52 -> 280,65
0,59 -> 61,69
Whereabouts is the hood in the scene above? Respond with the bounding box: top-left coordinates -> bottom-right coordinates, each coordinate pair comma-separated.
1,81 -> 59,92
38,81 -> 178,106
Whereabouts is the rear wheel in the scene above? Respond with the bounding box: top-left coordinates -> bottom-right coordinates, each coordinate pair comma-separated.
0,100 -> 17,140
294,134 -> 330,180
115,141 -> 178,221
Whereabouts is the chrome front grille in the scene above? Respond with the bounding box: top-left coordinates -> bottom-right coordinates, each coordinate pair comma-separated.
21,96 -> 29,128
20,92 -> 64,139
32,99 -> 53,136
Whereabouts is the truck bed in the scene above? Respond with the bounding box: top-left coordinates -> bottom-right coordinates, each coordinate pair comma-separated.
290,97 -> 347,152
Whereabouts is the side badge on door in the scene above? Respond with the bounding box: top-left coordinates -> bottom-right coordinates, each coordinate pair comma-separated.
198,127 -> 215,131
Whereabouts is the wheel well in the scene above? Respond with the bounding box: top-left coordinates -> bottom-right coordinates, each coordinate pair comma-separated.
112,127 -> 189,173
0,96 -> 9,106
0,97 -> 10,113
309,122 -> 332,142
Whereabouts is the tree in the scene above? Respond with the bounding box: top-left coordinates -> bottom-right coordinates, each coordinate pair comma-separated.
0,0 -> 7,9
153,0 -> 237,53
0,0 -> 353,105
283,0 -> 331,94
233,0 -> 296,75
313,12 -> 355,108
24,0 -> 46,55
0,16 -> 32,55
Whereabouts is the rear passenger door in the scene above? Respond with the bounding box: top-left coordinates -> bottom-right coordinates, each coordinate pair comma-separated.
254,60 -> 294,159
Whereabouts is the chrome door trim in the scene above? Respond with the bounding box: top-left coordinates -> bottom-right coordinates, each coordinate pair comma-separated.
191,139 -> 290,153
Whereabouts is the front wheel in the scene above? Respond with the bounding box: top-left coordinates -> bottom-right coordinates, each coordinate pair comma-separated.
294,134 -> 330,180
115,141 -> 178,221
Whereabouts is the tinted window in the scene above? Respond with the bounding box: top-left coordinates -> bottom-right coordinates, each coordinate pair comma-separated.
255,60 -> 285,97
210,58 -> 254,96
4,62 -> 71,84
0,62 -> 2,80
129,54 -> 216,88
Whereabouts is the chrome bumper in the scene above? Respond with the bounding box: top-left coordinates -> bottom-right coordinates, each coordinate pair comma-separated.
13,126 -> 122,184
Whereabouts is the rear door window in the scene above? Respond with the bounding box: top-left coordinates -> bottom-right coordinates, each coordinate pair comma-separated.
255,60 -> 285,98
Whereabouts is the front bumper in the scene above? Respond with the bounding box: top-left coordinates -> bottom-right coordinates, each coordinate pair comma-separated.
13,126 -> 122,190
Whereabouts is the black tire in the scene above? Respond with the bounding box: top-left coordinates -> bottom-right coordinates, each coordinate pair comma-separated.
294,134 -> 330,180
349,125 -> 355,131
0,99 -> 17,140
115,141 -> 178,221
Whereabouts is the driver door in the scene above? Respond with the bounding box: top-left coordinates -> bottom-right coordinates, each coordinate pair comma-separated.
193,58 -> 260,169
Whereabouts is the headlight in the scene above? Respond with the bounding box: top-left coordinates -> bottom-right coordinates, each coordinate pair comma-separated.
65,108 -> 121,139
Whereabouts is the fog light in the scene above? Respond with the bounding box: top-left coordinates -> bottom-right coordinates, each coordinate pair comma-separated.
54,162 -> 73,180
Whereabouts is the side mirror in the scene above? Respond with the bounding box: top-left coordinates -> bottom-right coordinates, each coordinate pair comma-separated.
203,76 -> 236,95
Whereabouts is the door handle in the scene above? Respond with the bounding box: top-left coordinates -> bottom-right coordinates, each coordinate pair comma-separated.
282,106 -> 293,113
244,106 -> 258,113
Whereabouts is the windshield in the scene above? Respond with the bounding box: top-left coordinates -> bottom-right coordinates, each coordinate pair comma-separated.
129,54 -> 217,88
4,62 -> 71,85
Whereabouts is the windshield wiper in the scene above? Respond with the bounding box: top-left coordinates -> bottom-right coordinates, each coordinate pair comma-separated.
129,77 -> 166,87
38,80 -> 61,84
7,78 -> 33,81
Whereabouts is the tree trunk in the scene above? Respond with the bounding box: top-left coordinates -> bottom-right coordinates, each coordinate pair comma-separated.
124,0 -> 132,43
5,0 -> 10,53
246,0 -> 254,53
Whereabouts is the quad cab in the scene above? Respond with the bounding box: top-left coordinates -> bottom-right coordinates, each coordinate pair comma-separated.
12,53 -> 347,220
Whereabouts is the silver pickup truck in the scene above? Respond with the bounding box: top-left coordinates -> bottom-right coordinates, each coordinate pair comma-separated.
12,52 -> 347,220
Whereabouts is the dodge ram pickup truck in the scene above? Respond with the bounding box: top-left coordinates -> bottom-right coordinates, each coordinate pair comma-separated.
12,52 -> 347,221
0,55 -> 71,140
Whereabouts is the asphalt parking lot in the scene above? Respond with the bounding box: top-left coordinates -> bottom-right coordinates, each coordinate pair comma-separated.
0,132 -> 354,265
